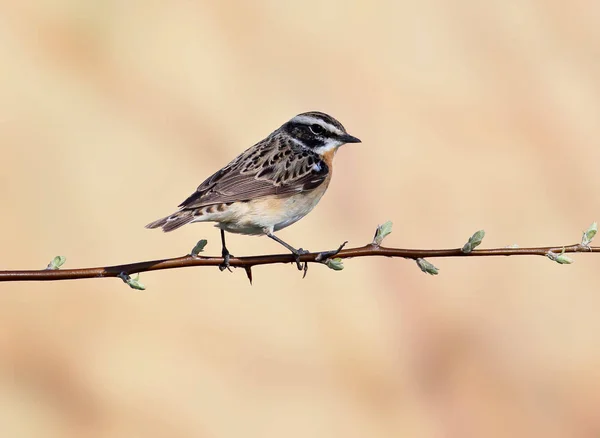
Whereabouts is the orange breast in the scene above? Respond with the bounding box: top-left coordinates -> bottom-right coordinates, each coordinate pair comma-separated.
320,148 -> 337,169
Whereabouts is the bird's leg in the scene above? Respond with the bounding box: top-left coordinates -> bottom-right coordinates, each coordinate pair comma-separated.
219,229 -> 233,272
266,232 -> 309,272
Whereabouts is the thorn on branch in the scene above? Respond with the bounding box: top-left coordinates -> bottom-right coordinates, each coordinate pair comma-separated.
46,256 -> 66,270
316,241 -> 348,273
461,230 -> 485,253
315,241 -> 348,262
244,266 -> 253,285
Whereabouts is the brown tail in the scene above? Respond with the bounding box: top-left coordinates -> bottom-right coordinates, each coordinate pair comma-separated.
145,210 -> 195,232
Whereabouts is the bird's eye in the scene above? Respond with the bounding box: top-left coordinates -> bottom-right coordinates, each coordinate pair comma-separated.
309,124 -> 324,135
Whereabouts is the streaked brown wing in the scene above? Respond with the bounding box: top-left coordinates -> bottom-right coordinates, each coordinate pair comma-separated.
178,136 -> 328,210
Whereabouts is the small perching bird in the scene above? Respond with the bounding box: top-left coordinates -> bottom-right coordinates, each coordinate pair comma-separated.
146,111 -> 360,271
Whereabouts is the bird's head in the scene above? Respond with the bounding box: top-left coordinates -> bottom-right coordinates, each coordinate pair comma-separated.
281,111 -> 361,156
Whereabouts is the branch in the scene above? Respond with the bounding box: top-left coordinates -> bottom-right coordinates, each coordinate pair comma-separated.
0,222 -> 598,286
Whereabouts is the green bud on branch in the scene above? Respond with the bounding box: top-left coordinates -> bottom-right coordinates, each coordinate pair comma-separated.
546,248 -> 574,265
581,222 -> 597,249
118,272 -> 146,290
373,221 -> 393,246
416,258 -> 439,275
190,239 -> 208,256
46,256 -> 66,270
462,230 -> 485,253
325,258 -> 344,271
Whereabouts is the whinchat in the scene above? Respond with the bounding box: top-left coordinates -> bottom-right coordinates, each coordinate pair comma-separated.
146,111 -> 360,270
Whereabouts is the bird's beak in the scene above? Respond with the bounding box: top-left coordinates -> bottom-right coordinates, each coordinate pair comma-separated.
340,134 -> 361,144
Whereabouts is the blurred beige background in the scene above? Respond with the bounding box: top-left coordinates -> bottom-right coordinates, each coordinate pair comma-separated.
1,1 -> 600,437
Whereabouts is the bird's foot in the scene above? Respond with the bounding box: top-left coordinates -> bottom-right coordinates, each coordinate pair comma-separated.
219,251 -> 233,272
293,248 -> 310,278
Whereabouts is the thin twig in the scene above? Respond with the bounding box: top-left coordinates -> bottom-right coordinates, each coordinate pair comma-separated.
0,243 -> 597,283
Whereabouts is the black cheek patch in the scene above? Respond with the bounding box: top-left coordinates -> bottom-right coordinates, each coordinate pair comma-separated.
302,137 -> 324,149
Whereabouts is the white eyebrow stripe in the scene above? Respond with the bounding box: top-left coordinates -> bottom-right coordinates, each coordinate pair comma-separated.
288,137 -> 305,147
290,115 -> 343,136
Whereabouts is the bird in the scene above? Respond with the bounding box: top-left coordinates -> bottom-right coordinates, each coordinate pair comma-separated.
146,111 -> 361,271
